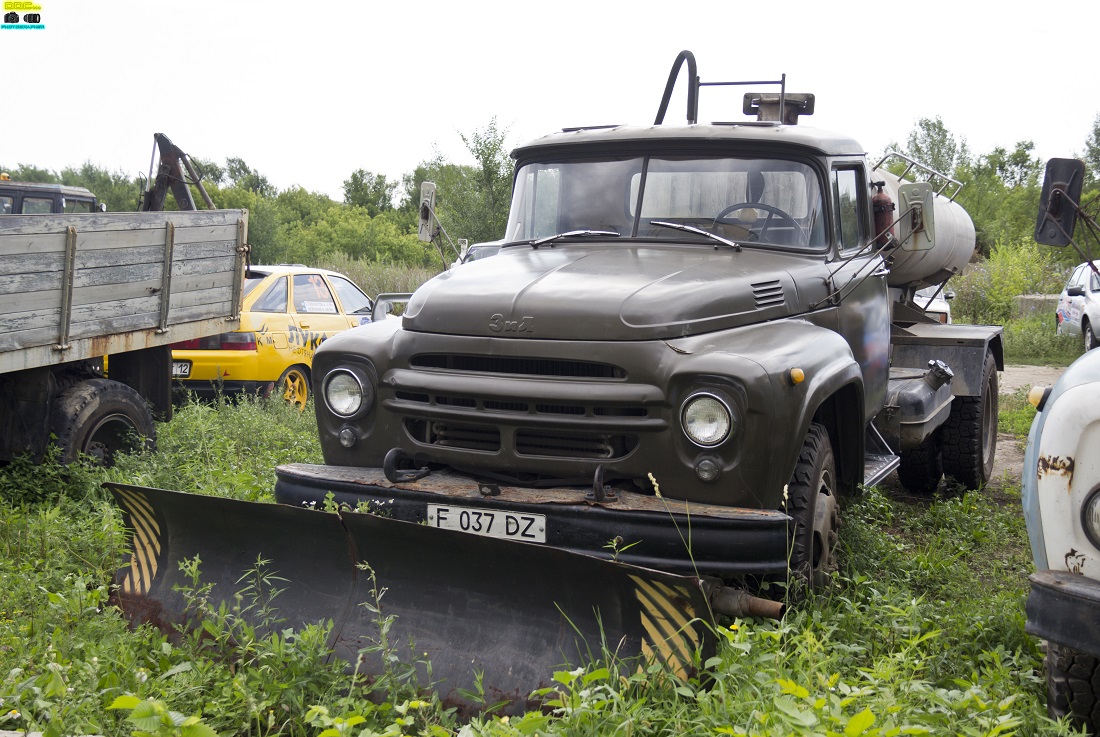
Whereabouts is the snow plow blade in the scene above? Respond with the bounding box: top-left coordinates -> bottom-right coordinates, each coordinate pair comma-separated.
106,483 -> 717,714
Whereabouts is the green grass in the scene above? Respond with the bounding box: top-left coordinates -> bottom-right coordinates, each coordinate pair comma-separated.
0,396 -> 1081,736
1002,316 -> 1084,366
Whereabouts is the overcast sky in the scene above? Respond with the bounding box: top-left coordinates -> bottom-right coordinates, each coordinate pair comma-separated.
4,0 -> 1097,202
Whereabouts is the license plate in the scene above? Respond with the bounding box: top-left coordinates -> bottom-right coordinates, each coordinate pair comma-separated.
427,504 -> 546,543
171,361 -> 191,378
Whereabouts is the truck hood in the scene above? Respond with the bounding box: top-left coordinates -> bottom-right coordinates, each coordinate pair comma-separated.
402,244 -> 830,340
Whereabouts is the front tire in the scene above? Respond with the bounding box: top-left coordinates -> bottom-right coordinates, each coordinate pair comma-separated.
50,378 -> 155,465
1046,642 -> 1100,732
1085,321 -> 1096,352
942,351 -> 997,489
786,423 -> 839,592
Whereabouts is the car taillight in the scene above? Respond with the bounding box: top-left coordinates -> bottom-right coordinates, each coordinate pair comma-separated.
171,332 -> 257,351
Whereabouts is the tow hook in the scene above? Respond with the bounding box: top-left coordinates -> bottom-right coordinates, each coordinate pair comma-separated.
585,464 -> 618,502
704,578 -> 785,619
383,448 -> 431,483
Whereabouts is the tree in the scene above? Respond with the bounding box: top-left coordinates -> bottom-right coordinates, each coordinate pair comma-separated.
1,163 -> 60,183
343,169 -> 397,218
1084,114 -> 1100,186
60,162 -> 142,211
402,119 -> 515,254
886,117 -> 971,186
226,157 -> 275,197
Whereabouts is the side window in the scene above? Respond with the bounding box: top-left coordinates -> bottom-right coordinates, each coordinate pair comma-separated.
1091,269 -> 1100,293
832,168 -> 864,250
22,197 -> 54,214
252,276 -> 288,313
327,275 -> 372,315
293,274 -> 337,314
0,196 -> 12,214
1066,265 -> 1084,290
64,199 -> 94,213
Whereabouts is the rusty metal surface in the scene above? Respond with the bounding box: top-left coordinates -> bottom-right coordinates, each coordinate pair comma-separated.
107,483 -> 717,716
1037,454 -> 1075,481
278,462 -> 781,520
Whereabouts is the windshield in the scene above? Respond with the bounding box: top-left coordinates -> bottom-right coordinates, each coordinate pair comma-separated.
505,155 -> 826,250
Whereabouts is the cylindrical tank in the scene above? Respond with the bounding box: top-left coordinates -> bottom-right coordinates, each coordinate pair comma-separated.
876,169 -> 975,289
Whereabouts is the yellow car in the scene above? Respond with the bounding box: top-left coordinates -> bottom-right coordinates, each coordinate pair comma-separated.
171,265 -> 374,407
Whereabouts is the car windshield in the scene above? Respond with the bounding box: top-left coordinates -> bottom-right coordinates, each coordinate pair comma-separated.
504,155 -> 826,250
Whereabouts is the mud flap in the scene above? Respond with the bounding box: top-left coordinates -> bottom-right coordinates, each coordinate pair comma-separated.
107,484 -> 717,714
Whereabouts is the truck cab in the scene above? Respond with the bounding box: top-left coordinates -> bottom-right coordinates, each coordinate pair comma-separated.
0,176 -> 104,214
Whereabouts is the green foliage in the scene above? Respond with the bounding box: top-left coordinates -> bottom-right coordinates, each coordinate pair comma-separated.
315,252 -> 438,296
104,394 -> 322,502
225,157 -> 275,197
0,396 -> 1079,736
1002,315 -> 1084,366
1000,389 -> 1038,438
950,239 -> 1068,325
343,169 -> 397,217
403,118 -> 514,252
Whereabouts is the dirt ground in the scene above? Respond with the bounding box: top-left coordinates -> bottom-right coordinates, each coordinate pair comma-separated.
990,364 -> 1064,486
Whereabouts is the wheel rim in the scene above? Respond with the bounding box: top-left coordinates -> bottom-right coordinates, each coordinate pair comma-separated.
83,413 -> 138,465
282,369 -> 309,410
810,469 -> 838,586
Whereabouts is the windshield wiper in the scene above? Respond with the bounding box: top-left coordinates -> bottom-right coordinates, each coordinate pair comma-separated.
503,230 -> 621,249
649,221 -> 742,251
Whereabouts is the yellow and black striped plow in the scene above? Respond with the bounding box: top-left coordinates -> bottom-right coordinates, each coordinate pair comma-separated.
106,483 -> 716,716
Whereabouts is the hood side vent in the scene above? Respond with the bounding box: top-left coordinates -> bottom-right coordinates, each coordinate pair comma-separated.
752,280 -> 785,308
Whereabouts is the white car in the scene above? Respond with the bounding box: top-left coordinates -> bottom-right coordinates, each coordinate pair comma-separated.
915,285 -> 953,324
1056,261 -> 1100,351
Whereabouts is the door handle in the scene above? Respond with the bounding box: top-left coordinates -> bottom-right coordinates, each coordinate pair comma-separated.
299,322 -> 310,329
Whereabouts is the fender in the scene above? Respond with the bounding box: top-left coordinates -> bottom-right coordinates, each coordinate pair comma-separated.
667,318 -> 864,506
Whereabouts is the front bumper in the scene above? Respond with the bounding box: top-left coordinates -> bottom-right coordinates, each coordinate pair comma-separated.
1026,570 -> 1100,657
274,463 -> 790,578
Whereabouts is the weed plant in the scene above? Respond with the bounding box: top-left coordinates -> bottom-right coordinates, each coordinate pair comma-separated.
951,240 -> 1068,326
0,397 -> 1079,735
104,393 -> 323,502
1000,389 -> 1039,438
1001,316 -> 1084,366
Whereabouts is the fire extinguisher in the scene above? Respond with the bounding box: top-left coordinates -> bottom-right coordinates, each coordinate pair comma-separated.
872,181 -> 895,247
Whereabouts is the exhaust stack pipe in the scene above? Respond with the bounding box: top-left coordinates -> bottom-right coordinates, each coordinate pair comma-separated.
705,580 -> 785,619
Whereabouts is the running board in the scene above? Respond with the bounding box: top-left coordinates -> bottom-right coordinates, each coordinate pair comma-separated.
864,424 -> 900,488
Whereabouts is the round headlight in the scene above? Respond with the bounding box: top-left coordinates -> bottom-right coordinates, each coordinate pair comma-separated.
1084,488 -> 1100,549
681,393 -> 732,447
325,371 -> 365,417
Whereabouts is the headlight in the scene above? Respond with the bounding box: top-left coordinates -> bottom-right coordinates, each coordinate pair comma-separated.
681,393 -> 733,447
1084,487 -> 1100,549
324,370 -> 371,417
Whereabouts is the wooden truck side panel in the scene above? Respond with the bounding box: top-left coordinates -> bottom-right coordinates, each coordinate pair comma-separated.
0,210 -> 247,374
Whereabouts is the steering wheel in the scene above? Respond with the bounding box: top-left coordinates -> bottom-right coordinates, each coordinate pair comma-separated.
713,202 -> 801,241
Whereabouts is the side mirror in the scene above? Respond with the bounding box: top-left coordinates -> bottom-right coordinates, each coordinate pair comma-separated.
944,290 -> 956,300
1035,158 -> 1085,246
1067,285 -> 1086,297
897,182 -> 936,251
98,203 -> 108,212
417,182 -> 437,243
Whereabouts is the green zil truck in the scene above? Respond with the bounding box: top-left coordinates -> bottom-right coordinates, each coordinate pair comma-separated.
274,52 -> 1002,591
